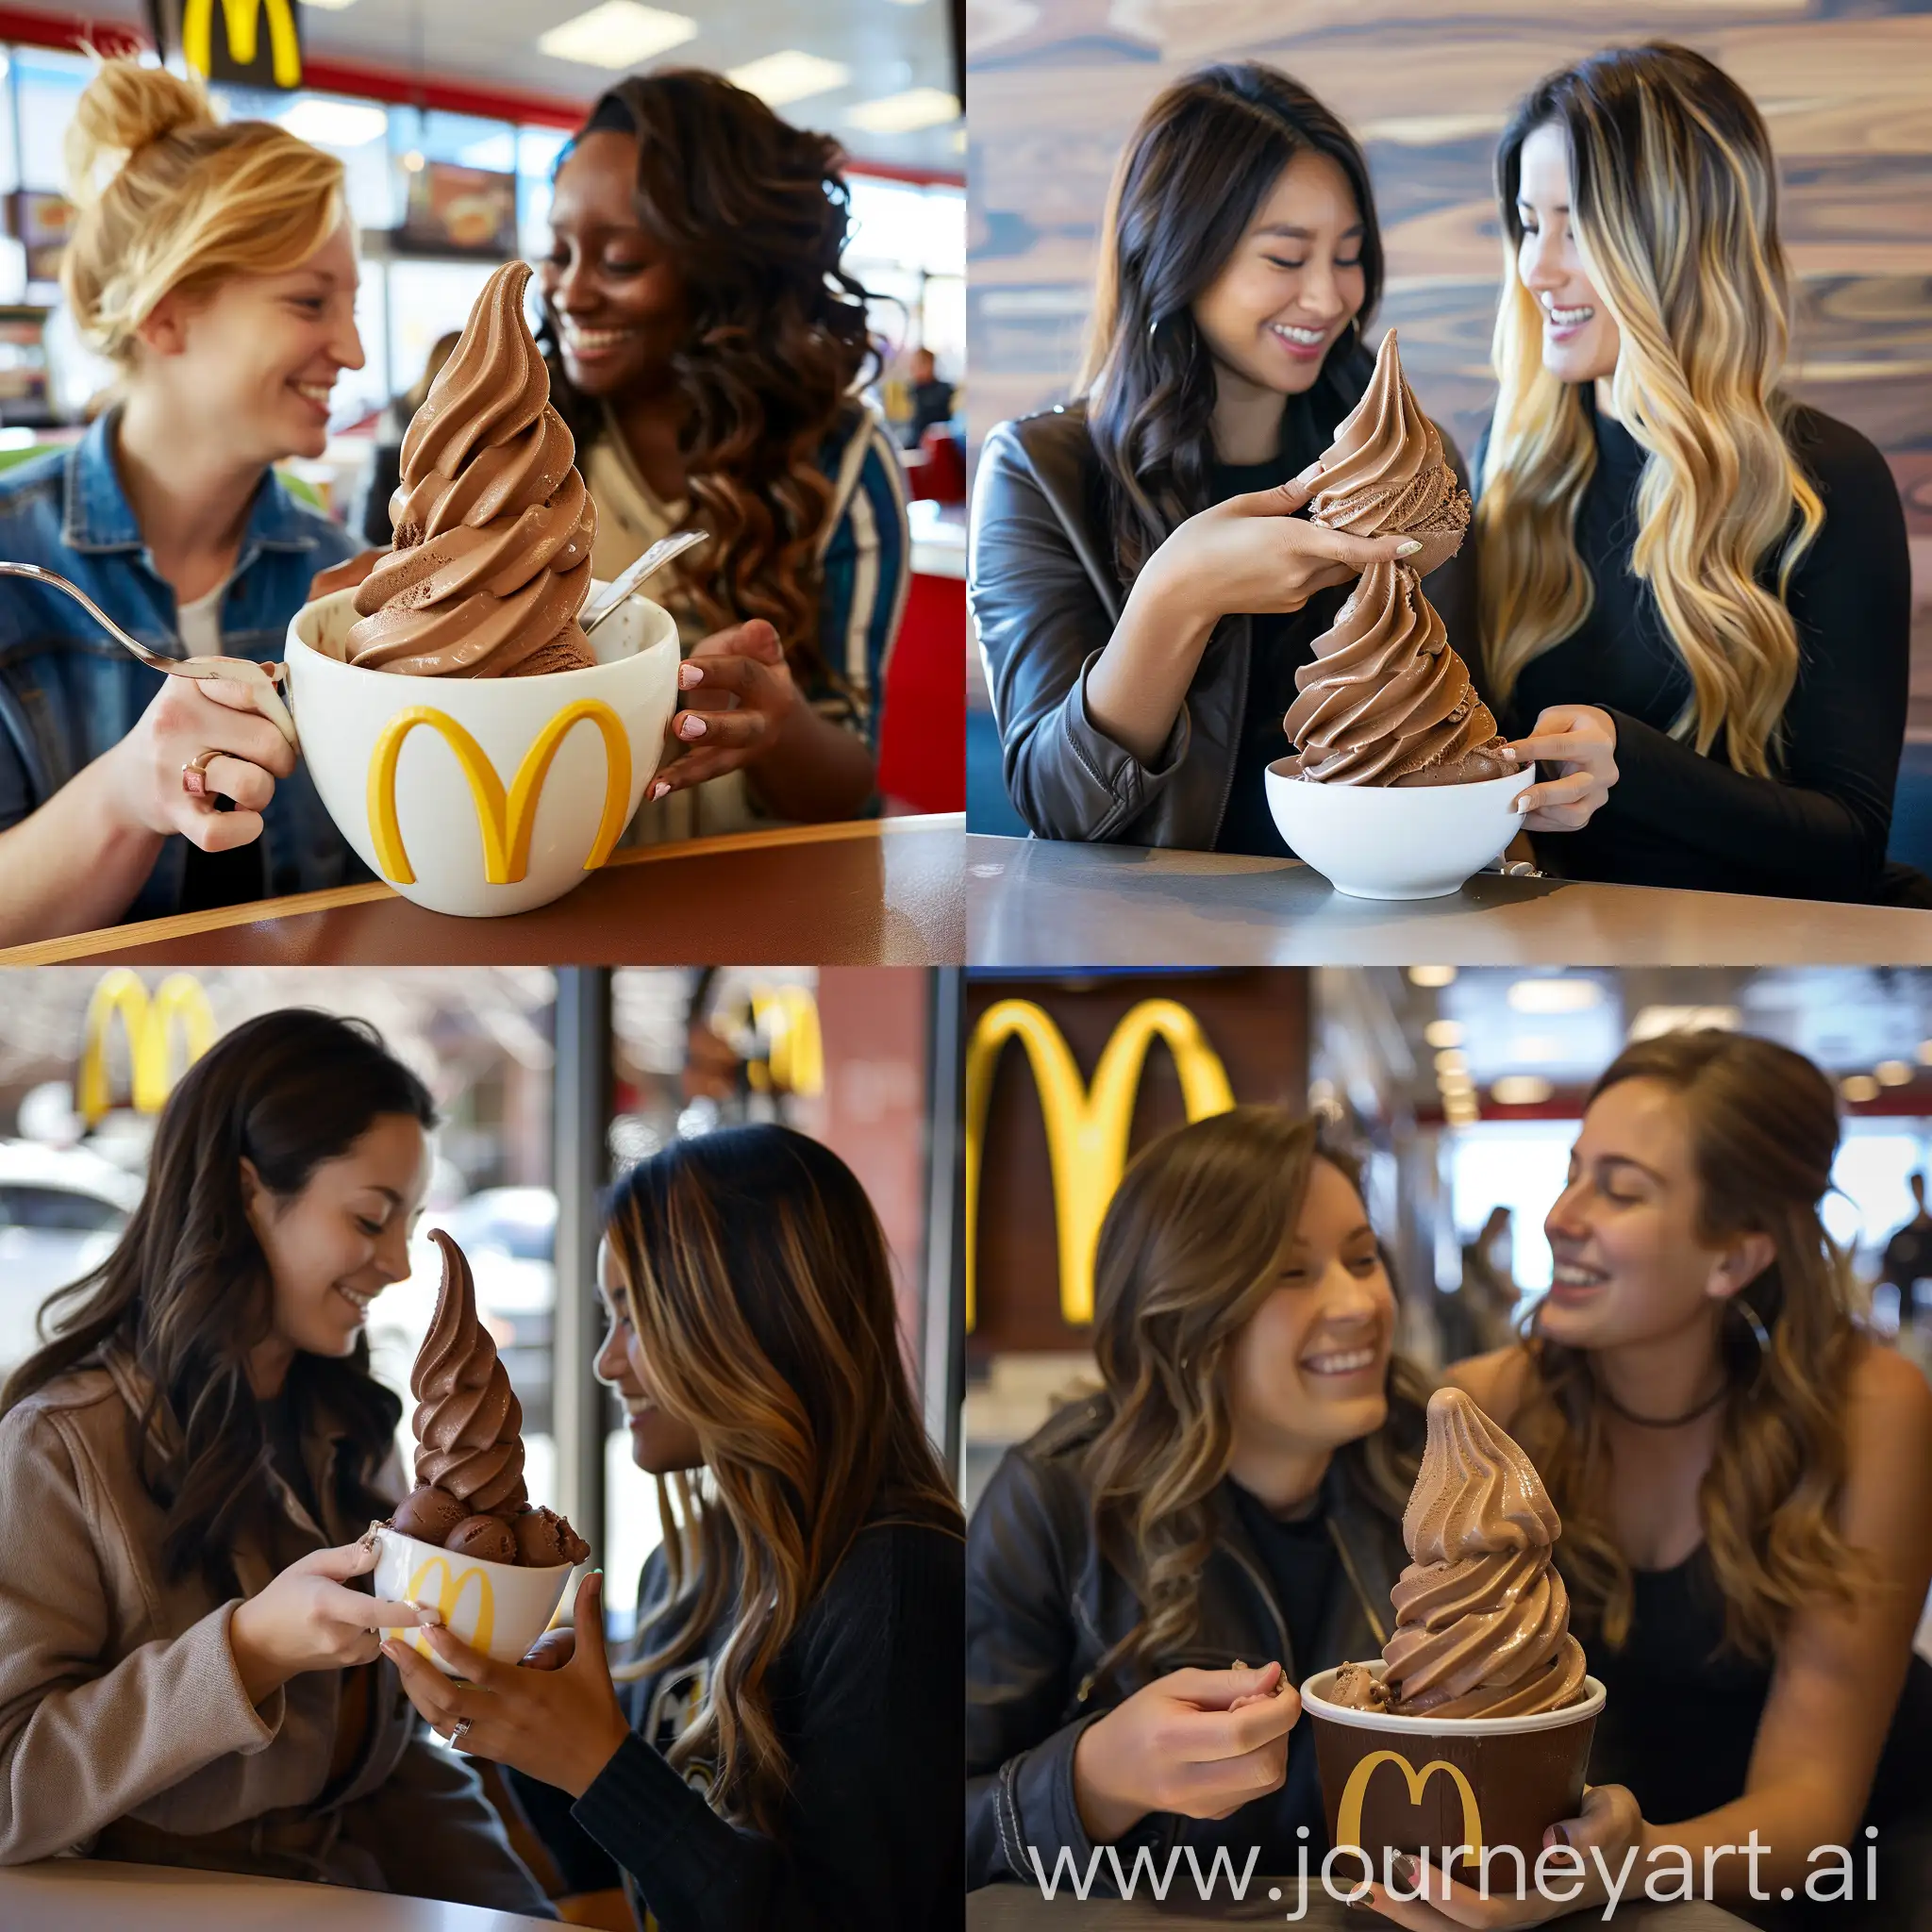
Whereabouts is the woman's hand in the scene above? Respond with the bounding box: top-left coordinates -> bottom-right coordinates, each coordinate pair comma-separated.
308,549 -> 386,601
1507,706 -> 1618,832
1362,1785 -> 1644,1929
100,672 -> 299,853
646,619 -> 798,802
227,1538 -> 440,1707
1141,465 -> 1427,623
1071,1661 -> 1299,1843
382,1570 -> 632,1800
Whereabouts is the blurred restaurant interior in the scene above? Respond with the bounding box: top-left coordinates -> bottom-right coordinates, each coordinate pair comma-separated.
0,963 -> 961,1630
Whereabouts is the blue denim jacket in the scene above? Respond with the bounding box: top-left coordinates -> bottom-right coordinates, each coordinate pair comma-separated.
0,409 -> 362,924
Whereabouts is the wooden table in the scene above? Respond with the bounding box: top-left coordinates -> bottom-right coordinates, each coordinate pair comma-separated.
0,1857 -> 556,1930
967,835 -> 1932,966
0,816 -> 963,967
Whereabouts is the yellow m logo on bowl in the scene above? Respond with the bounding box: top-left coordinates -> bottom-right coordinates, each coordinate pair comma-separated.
404,1557 -> 496,1661
367,701 -> 632,888
1336,1750 -> 1484,1855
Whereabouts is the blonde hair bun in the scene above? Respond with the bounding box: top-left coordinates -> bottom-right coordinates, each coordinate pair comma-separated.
65,61 -> 215,209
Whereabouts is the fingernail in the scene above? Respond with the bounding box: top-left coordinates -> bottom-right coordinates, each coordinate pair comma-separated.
679,715 -> 707,739
379,1640 -> 401,1661
1395,540 -> 1423,557
649,780 -> 671,801
1391,1853 -> 1418,1887
677,662 -> 702,689
409,1601 -> 441,1626
1294,461 -> 1324,487
1548,1824 -> 1572,1848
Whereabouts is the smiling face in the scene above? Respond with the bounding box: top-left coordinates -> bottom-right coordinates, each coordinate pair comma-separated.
242,1111 -> 431,1366
1541,1076 -> 1771,1351
1514,121 -> 1622,386
139,217 -> 364,462
1191,148 -> 1367,404
541,129 -> 690,400
595,1238 -> 706,1475
1224,1157 -> 1394,1470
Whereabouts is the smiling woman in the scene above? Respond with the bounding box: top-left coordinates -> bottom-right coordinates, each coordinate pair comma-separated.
0,59 -> 369,944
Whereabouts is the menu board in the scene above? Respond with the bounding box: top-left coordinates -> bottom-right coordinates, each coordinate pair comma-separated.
400,161 -> 518,257
0,308 -> 52,408
8,192 -> 77,285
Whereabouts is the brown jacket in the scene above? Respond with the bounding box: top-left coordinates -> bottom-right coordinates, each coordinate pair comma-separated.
0,1347 -> 553,1915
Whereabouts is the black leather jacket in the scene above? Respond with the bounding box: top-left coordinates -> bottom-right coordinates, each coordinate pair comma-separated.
968,398 -> 1478,849
966,1395 -> 1410,1892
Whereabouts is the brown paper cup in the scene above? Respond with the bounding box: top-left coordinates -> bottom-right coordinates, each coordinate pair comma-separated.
1300,1663 -> 1604,1894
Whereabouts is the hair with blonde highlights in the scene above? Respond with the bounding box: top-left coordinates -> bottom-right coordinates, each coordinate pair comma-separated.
1082,1107 -> 1428,1686
601,1124 -> 959,1835
60,60 -> 344,385
1510,1029 -> 1869,1660
1475,43 -> 1823,777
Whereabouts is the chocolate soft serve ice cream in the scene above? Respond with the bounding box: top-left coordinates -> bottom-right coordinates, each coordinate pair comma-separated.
1331,1387 -> 1587,1719
1282,330 -> 1510,788
388,1228 -> 590,1570
345,261 -> 598,678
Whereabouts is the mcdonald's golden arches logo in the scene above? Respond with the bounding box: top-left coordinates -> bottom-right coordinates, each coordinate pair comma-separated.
746,986 -> 824,1098
367,702 -> 632,888
1335,1749 -> 1484,1856
177,0 -> 304,90
78,971 -> 216,1127
965,999 -> 1235,1327
404,1556 -> 496,1661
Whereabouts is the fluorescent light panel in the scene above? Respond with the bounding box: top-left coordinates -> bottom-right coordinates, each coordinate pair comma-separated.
539,2 -> 698,69
846,87 -> 959,134
727,50 -> 851,107
277,99 -> 388,147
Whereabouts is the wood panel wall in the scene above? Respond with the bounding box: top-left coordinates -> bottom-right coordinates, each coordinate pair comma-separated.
966,1 -> 1932,727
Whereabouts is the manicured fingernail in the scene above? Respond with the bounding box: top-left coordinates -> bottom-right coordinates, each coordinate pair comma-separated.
678,715 -> 707,739
1547,1824 -> 1572,1848
409,1601 -> 441,1626
1391,1853 -> 1418,1887
1515,793 -> 1533,812
379,1640 -> 402,1661
649,780 -> 671,802
677,662 -> 703,689
1295,460 -> 1324,487
1395,539 -> 1423,557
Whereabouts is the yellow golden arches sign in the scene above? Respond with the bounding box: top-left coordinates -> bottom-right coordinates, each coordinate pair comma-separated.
180,0 -> 303,90
403,1556 -> 496,1662
367,701 -> 632,888
1334,1749 -> 1484,1856
964,998 -> 1236,1329
78,972 -> 217,1127
746,986 -> 824,1098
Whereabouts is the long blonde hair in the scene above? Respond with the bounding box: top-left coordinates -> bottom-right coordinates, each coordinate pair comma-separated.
1511,1030 -> 1869,1660
61,59 -> 344,377
1475,43 -> 1823,777
1083,1108 -> 1428,1686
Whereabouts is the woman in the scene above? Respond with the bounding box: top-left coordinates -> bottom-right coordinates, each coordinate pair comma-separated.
1473,44 -> 1922,904
0,62 -> 367,941
0,1009 -> 550,1913
1374,1031 -> 1932,1930
381,1124 -> 963,1930
540,73 -> 910,837
969,63 -> 1608,856
968,1107 -> 1430,1888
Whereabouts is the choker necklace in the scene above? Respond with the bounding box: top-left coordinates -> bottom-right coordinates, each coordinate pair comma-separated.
1594,1377 -> 1729,1428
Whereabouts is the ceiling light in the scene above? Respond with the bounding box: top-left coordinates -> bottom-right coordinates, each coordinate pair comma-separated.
727,50 -> 852,107
1434,1050 -> 1469,1076
1491,1074 -> 1555,1107
401,150 -> 425,172
298,0 -> 359,8
1509,1033 -> 1565,1061
538,2 -> 698,69
846,88 -> 961,134
1424,1020 -> 1463,1049
277,99 -> 388,147
1841,1074 -> 1880,1105
1627,1004 -> 1741,1041
1876,1059 -> 1914,1087
1408,966 -> 1456,989
1919,1040 -> 1932,1066
1507,976 -> 1602,1015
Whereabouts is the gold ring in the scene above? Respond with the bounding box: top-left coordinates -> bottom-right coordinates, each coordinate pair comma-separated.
180,748 -> 220,799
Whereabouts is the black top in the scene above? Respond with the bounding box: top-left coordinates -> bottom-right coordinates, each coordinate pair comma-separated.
1475,391 -> 1919,903
1880,1218 -> 1932,1291
179,828 -> 265,914
1226,1480 -> 1340,1681
512,1518 -> 963,1931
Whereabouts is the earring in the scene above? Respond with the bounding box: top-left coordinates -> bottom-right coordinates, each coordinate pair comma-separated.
1731,1298 -> 1771,1359
1147,313 -> 1163,342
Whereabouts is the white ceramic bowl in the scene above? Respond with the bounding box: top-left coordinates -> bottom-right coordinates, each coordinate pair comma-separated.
372,1524 -> 577,1678
1265,758 -> 1534,901
285,584 -> 679,918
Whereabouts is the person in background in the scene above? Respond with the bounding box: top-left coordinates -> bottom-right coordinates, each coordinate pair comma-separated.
0,1010 -> 550,1913
381,1125 -> 963,1930
0,61 -> 366,941
540,72 -> 911,840
1878,1173 -> 1932,1313
903,345 -> 957,450
355,329 -> 459,548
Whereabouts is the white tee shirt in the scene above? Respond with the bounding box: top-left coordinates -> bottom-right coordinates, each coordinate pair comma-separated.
175,580 -> 227,657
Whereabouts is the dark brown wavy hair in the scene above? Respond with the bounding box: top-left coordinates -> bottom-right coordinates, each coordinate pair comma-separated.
1082,1107 -> 1428,1686
1510,1029 -> 1869,1659
540,70 -> 881,686
1,1009 -> 435,1601
602,1124 -> 960,1835
1078,62 -> 1384,589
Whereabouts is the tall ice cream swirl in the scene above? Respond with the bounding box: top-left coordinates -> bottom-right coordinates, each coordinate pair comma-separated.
410,1228 -> 528,1515
344,260 -> 597,676
1339,1387 -> 1587,1719
1283,328 -> 1508,786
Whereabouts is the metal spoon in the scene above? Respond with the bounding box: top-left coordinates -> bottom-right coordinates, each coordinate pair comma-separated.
580,528 -> 708,637
0,559 -> 298,746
